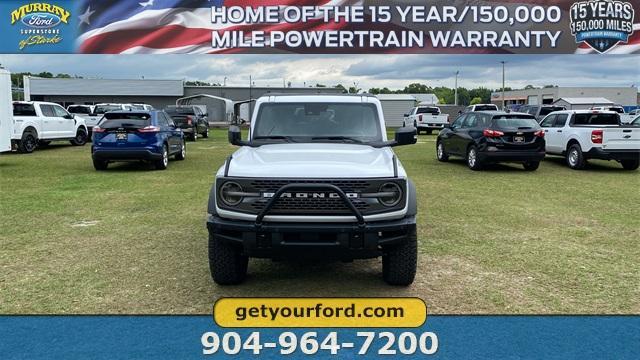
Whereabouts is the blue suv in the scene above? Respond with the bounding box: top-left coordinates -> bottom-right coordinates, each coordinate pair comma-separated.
91,110 -> 186,170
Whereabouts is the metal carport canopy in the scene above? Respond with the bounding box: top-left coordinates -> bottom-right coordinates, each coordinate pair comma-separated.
176,94 -> 234,121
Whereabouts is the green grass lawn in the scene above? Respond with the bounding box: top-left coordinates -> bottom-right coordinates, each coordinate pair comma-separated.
1,129 -> 638,314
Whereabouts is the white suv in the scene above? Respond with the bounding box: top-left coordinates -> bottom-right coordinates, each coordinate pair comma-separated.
207,94 -> 419,286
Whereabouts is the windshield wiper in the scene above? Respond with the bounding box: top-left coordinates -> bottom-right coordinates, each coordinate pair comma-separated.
252,136 -> 297,143
311,136 -> 365,144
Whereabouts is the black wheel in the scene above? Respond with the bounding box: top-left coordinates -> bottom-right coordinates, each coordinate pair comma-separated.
18,131 -> 38,153
202,127 -> 209,139
93,159 -> 108,170
436,141 -> 449,162
189,128 -> 198,142
382,226 -> 417,286
70,128 -> 88,146
466,145 -> 483,171
175,141 -> 186,160
523,161 -> 540,171
208,233 -> 248,285
154,144 -> 169,170
566,144 -> 586,170
621,159 -> 639,171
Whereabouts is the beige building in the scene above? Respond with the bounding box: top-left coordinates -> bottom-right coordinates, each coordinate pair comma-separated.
491,87 -> 638,107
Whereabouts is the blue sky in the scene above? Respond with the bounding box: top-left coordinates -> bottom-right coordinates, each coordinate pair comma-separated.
0,54 -> 638,91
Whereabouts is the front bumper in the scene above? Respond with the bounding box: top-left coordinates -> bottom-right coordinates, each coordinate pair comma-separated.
478,149 -> 546,163
207,215 -> 416,260
92,147 -> 162,161
585,148 -> 640,161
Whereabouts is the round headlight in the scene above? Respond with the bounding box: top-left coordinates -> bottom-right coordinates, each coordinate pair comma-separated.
219,182 -> 243,206
378,183 -> 402,207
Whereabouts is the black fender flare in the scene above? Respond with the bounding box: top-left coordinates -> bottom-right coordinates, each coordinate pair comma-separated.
407,179 -> 418,216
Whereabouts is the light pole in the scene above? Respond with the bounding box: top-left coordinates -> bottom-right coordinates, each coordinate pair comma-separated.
454,71 -> 459,106
500,61 -> 506,110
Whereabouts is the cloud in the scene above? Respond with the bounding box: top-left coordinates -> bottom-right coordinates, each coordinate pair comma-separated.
0,54 -> 637,91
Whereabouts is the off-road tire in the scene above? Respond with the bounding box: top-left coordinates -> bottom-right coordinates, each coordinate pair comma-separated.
467,145 -> 483,171
17,131 -> 38,153
93,159 -> 108,170
382,226 -> 417,286
436,141 -> 449,162
208,233 -> 248,285
621,159 -> 639,171
154,144 -> 169,170
566,144 -> 586,170
523,161 -> 540,171
202,127 -> 209,139
175,141 -> 186,160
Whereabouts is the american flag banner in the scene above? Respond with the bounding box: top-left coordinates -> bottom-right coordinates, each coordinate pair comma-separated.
72,0 -> 639,54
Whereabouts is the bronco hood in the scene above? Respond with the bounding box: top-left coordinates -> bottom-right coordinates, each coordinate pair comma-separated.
222,143 -> 403,179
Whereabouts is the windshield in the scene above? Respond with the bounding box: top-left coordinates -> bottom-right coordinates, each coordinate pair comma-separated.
475,105 -> 498,111
539,107 -> 564,116
165,107 -> 196,115
573,113 -> 619,125
68,106 -> 91,114
99,113 -> 151,128
493,116 -> 540,129
416,107 -> 439,115
13,103 -> 37,116
253,103 -> 382,142
95,105 -> 122,114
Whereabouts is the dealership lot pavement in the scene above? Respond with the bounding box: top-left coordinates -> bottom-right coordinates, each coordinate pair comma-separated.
1,130 -> 638,314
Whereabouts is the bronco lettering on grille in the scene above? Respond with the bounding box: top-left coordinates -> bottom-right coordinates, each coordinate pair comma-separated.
262,192 -> 359,199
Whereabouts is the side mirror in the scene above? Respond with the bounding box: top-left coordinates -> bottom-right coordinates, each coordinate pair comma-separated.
403,113 -> 409,117
64,114 -> 74,120
443,123 -> 452,129
394,126 -> 418,146
228,125 -> 249,146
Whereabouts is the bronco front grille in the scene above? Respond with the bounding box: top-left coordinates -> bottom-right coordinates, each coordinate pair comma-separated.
217,178 -> 406,216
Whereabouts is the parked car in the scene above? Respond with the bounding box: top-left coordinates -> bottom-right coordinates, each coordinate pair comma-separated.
521,105 -> 566,122
628,109 -> 640,116
91,110 -> 185,170
591,106 -> 635,124
403,106 -> 449,134
164,105 -> 209,141
12,101 -> 88,153
131,104 -> 154,111
539,110 -> 639,170
437,111 -> 545,171
207,94 -> 418,285
462,104 -> 499,113
94,103 -> 133,116
67,105 -> 101,138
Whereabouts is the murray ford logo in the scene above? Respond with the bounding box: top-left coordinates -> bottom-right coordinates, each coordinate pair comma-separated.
10,3 -> 70,50
263,192 -> 359,199
570,0 -> 635,53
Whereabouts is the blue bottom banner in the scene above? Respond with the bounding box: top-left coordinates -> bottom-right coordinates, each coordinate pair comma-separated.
0,316 -> 638,359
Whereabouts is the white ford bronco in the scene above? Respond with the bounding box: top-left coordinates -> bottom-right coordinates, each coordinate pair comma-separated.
12,101 -> 89,153
207,94 -> 418,286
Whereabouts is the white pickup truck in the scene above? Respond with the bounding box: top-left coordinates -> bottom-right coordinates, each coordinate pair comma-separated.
67,105 -> 101,135
403,106 -> 449,135
539,110 -> 639,170
12,101 -> 89,153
